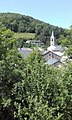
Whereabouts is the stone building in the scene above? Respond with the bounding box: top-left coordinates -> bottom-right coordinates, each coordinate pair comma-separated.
43,31 -> 65,67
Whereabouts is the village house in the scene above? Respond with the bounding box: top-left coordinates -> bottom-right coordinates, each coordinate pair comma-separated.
26,40 -> 44,46
18,48 -> 33,59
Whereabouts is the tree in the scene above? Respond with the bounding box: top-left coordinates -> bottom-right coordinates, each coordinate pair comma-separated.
18,21 -> 26,32
0,23 -> 25,120
60,26 -> 72,57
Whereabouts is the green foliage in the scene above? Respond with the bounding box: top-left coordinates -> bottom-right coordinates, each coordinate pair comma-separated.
60,26 -> 72,57
14,32 -> 35,48
0,23 -> 25,119
14,32 -> 35,39
0,23 -> 72,120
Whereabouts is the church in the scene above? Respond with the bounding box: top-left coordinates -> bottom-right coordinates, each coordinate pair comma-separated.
43,31 -> 65,67
18,31 -> 67,67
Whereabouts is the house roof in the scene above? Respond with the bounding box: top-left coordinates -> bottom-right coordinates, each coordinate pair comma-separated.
18,48 -> 33,58
43,50 -> 51,55
45,58 -> 60,65
26,40 -> 44,45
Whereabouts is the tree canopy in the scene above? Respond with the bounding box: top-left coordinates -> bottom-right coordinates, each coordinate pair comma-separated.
0,21 -> 72,120
60,26 -> 72,57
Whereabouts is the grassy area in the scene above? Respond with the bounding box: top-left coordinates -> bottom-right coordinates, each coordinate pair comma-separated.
14,32 -> 35,39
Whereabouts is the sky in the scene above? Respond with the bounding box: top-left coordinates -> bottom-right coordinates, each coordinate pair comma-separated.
0,0 -> 72,29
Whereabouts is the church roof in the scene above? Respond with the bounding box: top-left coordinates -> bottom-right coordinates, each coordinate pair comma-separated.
45,58 -> 59,65
47,45 -> 63,51
53,51 -> 64,57
43,50 -> 64,57
43,50 -> 51,55
51,31 -> 54,38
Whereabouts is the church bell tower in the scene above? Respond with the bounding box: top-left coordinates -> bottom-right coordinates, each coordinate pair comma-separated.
50,31 -> 55,46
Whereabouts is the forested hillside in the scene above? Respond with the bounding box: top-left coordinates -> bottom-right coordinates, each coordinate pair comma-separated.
0,13 -> 66,44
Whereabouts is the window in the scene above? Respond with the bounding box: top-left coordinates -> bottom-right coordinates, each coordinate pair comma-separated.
49,54 -> 51,56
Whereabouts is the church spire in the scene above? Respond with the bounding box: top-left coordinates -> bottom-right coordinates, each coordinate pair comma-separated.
50,31 -> 55,46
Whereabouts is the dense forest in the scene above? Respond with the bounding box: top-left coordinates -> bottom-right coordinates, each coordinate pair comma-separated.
0,13 -> 66,44
0,14 -> 72,120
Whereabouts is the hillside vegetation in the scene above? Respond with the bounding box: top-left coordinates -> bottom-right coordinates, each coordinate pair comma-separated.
14,32 -> 35,39
0,12 -> 66,44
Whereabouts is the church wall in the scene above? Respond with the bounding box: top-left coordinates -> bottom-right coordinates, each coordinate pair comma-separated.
43,51 -> 53,61
43,51 -> 62,61
52,53 -> 61,60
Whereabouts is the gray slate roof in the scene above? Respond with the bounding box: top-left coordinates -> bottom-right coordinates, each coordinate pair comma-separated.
45,58 -> 59,65
18,48 -> 33,59
48,45 -> 63,51
53,45 -> 63,51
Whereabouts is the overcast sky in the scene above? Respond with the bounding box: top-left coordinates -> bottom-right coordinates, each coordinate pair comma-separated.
0,0 -> 72,28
